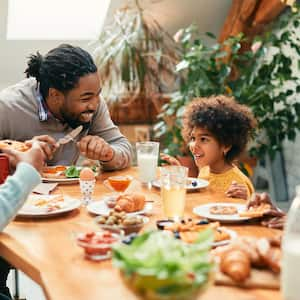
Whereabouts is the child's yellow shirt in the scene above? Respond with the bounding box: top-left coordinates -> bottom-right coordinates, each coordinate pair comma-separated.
198,165 -> 254,198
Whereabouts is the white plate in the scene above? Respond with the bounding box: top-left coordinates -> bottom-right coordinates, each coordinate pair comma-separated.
42,177 -> 79,184
152,177 -> 209,191
213,228 -> 237,247
193,203 -> 250,223
17,195 -> 81,217
86,199 -> 153,216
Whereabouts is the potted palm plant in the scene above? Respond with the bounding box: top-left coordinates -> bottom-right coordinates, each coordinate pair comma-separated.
91,0 -> 180,124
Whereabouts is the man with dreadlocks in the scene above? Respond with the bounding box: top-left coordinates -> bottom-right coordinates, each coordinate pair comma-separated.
0,44 -> 132,169
0,45 -> 133,299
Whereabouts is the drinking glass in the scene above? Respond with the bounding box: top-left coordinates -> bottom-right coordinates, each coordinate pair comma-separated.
104,175 -> 133,195
160,166 -> 188,221
136,141 -> 159,188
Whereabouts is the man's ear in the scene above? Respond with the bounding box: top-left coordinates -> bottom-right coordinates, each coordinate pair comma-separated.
48,88 -> 64,105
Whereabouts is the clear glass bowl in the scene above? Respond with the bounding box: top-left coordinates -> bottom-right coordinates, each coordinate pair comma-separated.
76,230 -> 123,261
95,215 -> 149,235
121,271 -> 212,300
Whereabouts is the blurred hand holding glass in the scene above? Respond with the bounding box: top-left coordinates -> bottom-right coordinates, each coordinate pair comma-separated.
160,166 -> 188,220
136,142 -> 159,188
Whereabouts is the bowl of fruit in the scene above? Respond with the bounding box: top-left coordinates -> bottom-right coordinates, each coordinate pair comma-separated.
76,230 -> 123,261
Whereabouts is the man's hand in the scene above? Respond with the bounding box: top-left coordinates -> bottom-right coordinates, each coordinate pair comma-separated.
26,135 -> 59,161
1,142 -> 45,173
225,181 -> 248,200
77,135 -> 114,161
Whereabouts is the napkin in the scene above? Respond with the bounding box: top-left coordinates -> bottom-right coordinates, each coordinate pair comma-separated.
33,183 -> 58,195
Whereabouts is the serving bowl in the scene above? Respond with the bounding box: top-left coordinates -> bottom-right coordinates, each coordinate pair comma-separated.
95,215 -> 149,235
76,230 -> 123,261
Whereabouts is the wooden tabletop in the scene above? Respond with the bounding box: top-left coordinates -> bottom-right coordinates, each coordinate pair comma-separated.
0,167 -> 282,300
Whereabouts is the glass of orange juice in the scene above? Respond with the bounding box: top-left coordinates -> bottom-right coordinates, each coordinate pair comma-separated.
160,166 -> 188,221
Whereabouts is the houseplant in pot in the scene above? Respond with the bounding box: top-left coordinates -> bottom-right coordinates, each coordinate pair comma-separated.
91,0 -> 180,124
154,5 -> 300,170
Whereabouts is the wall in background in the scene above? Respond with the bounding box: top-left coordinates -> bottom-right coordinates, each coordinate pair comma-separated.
0,0 -> 231,89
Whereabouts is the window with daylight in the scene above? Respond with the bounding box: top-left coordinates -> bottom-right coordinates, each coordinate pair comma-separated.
6,0 -> 111,40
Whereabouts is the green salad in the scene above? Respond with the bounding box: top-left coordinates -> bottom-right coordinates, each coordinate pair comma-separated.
113,230 -> 213,299
64,165 -> 98,178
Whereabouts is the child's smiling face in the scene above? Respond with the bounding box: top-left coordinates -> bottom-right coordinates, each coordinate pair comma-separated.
188,127 -> 231,173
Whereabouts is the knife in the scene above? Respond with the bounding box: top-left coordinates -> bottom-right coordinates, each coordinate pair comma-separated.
57,125 -> 83,145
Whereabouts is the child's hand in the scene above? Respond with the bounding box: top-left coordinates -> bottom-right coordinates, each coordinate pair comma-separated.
225,181 -> 248,200
160,153 -> 181,166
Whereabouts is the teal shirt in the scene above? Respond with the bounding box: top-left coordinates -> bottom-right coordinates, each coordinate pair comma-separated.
0,162 -> 41,231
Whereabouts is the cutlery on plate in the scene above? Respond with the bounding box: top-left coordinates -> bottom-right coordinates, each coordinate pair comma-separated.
57,125 -> 83,145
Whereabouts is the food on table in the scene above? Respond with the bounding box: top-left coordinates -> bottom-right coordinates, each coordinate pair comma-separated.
113,230 -> 213,300
239,203 -> 271,218
42,165 -> 98,179
80,167 -> 95,181
42,165 -> 67,178
76,230 -> 121,261
112,193 -> 145,213
159,218 -> 231,244
107,175 -> 132,192
0,140 -> 30,152
220,249 -> 251,282
95,209 -> 147,234
209,205 -> 238,215
213,235 -> 282,283
26,194 -> 65,212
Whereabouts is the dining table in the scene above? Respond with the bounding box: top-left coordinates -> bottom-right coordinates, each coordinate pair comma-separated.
0,167 -> 283,300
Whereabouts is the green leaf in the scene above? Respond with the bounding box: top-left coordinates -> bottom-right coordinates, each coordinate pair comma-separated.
205,32 -> 216,39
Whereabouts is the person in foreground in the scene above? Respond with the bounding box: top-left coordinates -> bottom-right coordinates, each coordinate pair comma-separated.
0,44 -> 132,170
0,143 -> 44,300
161,95 -> 257,200
247,192 -> 286,229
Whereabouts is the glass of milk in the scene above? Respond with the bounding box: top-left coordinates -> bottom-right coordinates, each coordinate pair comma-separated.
136,142 -> 159,187
282,185 -> 300,300
160,166 -> 188,221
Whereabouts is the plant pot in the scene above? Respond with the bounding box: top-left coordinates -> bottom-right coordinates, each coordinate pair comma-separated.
108,94 -> 170,125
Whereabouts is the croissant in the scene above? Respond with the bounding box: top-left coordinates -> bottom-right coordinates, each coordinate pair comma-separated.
220,249 -> 251,282
256,238 -> 281,273
115,193 -> 145,213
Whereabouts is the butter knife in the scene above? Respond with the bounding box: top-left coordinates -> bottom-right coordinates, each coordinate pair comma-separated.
57,125 -> 83,145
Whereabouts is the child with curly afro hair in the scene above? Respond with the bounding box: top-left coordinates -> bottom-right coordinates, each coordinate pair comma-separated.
161,95 -> 257,200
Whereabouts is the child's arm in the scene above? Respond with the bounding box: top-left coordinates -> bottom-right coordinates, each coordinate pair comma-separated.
225,181 -> 248,200
160,153 -> 181,166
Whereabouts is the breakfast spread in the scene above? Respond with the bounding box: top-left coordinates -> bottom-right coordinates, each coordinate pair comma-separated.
76,230 -> 120,260
42,165 -> 98,180
0,140 -> 30,152
213,235 -> 282,283
239,203 -> 271,218
25,194 -> 66,212
96,209 -> 143,226
159,218 -> 232,244
210,205 -> 238,215
107,193 -> 146,213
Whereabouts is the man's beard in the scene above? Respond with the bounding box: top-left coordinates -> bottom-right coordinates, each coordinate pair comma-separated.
61,110 -> 92,130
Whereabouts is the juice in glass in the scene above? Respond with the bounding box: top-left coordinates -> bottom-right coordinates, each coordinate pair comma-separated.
161,186 -> 186,219
107,176 -> 132,192
160,166 -> 188,220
